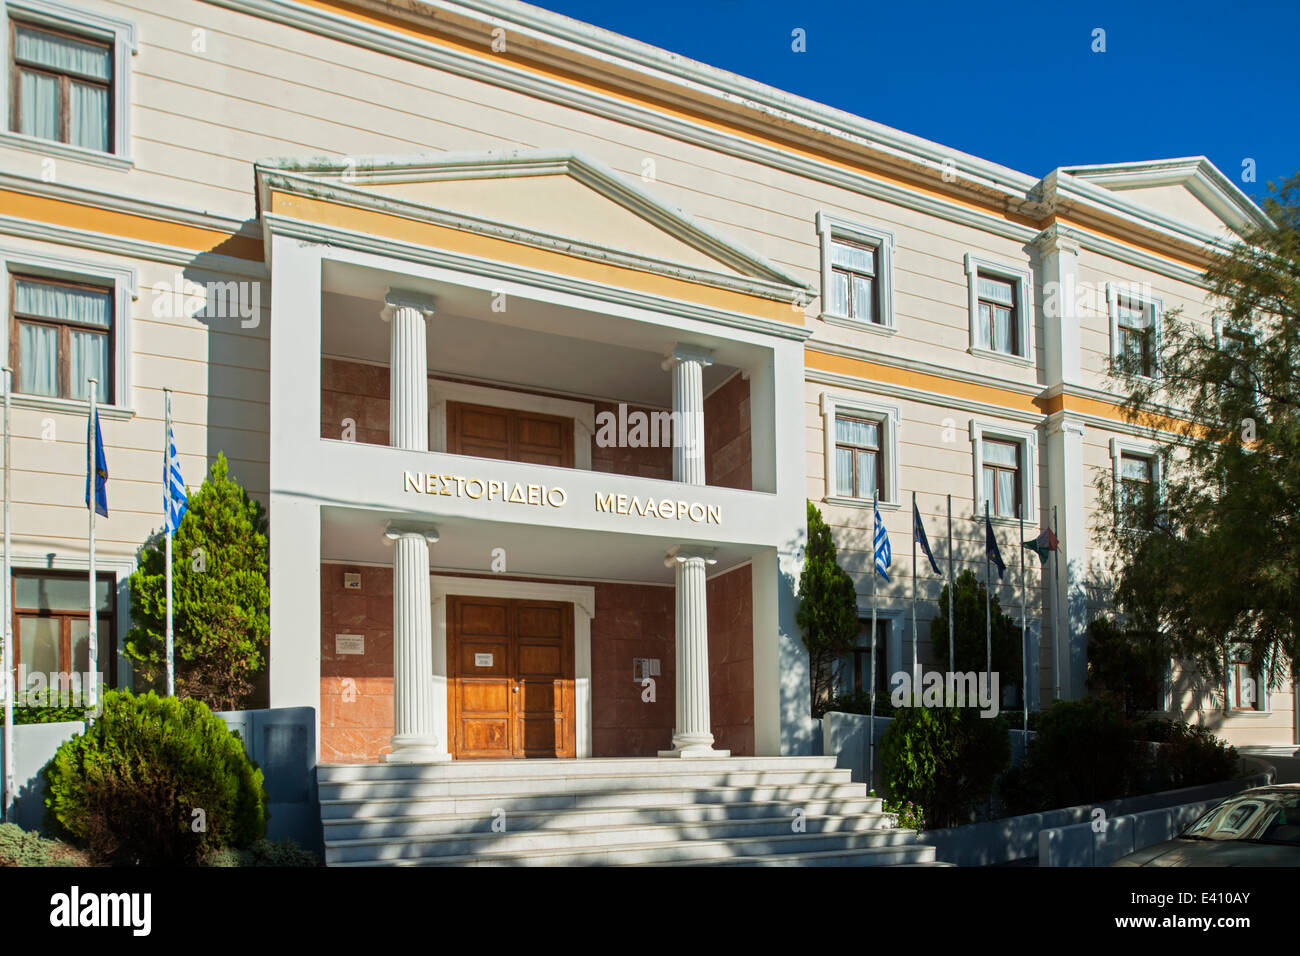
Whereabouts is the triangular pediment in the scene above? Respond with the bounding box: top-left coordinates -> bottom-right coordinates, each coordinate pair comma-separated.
1060,158 -> 1272,239
256,148 -> 803,290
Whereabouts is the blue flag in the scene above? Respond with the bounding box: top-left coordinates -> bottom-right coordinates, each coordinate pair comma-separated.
873,497 -> 892,582
913,501 -> 941,575
985,511 -> 1005,580
85,408 -> 107,518
165,424 -> 188,534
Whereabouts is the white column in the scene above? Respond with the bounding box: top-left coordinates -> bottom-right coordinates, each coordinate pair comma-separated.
662,345 -> 713,485
384,524 -> 445,763
381,289 -> 435,451
660,545 -> 728,758
1046,413 -> 1088,699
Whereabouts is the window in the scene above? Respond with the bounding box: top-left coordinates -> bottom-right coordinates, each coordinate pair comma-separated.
816,213 -> 895,332
847,618 -> 890,695
982,438 -> 1021,519
1118,452 -> 1156,528
1116,297 -> 1155,377
1,1 -> 136,165
971,421 -> 1037,521
828,238 -> 878,324
834,415 -> 883,499
1110,438 -> 1161,532
1228,646 -> 1261,712
9,20 -> 111,151
1108,284 -> 1162,379
820,394 -> 900,507
1214,316 -> 1259,406
964,255 -> 1032,361
11,570 -> 117,702
976,273 -> 1018,355
9,273 -> 112,403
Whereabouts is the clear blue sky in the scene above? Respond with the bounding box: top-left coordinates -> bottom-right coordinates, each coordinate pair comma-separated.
530,0 -> 1299,204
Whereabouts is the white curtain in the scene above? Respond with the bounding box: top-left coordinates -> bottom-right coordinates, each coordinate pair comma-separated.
977,302 -> 991,349
18,323 -> 58,396
18,70 -> 59,140
993,305 -> 1012,353
829,272 -> 849,316
69,330 -> 110,402
835,447 -> 853,496
16,26 -> 111,80
997,469 -> 1016,517
16,279 -> 112,326
71,82 -> 109,151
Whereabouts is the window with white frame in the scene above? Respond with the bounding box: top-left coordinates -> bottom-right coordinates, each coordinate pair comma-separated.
1213,314 -> 1259,406
1227,645 -> 1267,712
1,247 -> 134,411
821,393 -> 899,506
970,420 -> 1036,520
2,0 -> 136,163
816,213 -> 895,332
964,254 -> 1031,361
1109,437 -> 1161,531
1107,284 -> 1162,379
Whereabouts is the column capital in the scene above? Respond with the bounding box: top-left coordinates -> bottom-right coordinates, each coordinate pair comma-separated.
665,544 -> 718,567
382,288 -> 437,322
661,343 -> 714,371
383,521 -> 440,544
1031,223 -> 1082,259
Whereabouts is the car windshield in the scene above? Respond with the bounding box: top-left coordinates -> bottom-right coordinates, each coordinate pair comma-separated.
1184,792 -> 1300,844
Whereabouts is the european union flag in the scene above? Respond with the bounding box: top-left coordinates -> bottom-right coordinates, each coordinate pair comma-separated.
85,407 -> 107,518
985,511 -> 1005,580
913,500 -> 941,575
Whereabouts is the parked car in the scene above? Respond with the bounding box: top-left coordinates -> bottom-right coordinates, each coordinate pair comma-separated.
1112,784 -> 1300,866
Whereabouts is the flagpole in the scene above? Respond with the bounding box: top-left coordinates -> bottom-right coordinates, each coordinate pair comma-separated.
869,490 -> 878,796
165,390 -> 174,697
2,366 -> 12,822
984,500 -> 991,686
87,379 -> 98,711
947,494 -> 954,676
1020,504 -> 1028,751
1052,505 -> 1061,702
911,491 -> 918,702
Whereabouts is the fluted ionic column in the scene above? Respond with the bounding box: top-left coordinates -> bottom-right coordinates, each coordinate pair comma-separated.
661,345 -> 713,485
659,545 -> 728,758
381,290 -> 435,451
384,524 -> 445,763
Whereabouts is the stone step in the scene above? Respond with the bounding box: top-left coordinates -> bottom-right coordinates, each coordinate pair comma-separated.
327,826 -> 929,866
318,755 -> 840,783
322,800 -> 889,841
318,768 -> 851,800
320,783 -> 878,819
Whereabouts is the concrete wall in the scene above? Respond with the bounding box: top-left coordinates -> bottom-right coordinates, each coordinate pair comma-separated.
0,720 -> 84,832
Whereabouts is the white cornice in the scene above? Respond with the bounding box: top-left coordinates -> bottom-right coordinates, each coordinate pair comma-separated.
209,1 -> 1267,275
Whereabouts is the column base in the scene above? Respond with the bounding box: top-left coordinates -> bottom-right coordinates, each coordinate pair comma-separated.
658,734 -> 730,759
384,735 -> 450,764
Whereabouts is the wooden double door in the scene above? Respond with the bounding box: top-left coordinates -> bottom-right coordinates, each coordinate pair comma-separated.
448,595 -> 575,759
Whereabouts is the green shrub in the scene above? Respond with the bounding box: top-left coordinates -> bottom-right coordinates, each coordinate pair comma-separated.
880,705 -> 1010,829
820,690 -> 896,719
882,798 -> 926,832
1138,719 -> 1239,790
43,690 -> 268,865
1000,697 -> 1150,815
200,838 -> 320,867
0,822 -> 88,866
14,705 -> 93,725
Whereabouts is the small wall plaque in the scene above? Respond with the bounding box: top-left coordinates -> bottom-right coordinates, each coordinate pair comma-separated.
343,573 -> 362,591
474,653 -> 494,667
336,634 -> 365,655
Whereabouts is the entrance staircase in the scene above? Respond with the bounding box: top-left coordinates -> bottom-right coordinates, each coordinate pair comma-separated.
318,756 -> 942,866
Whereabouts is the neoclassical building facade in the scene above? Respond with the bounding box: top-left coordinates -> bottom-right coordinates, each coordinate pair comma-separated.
1,0 -> 1293,759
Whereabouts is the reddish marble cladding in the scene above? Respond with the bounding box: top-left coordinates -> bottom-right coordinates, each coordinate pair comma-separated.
589,400 -> 672,480
707,564 -> 755,755
589,581 -> 677,756
318,566 -> 755,761
321,359 -> 389,446
704,372 -> 751,490
320,564 -> 394,763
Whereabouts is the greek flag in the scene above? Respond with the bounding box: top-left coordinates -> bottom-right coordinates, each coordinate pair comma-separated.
165,425 -> 188,534
873,496 -> 892,582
